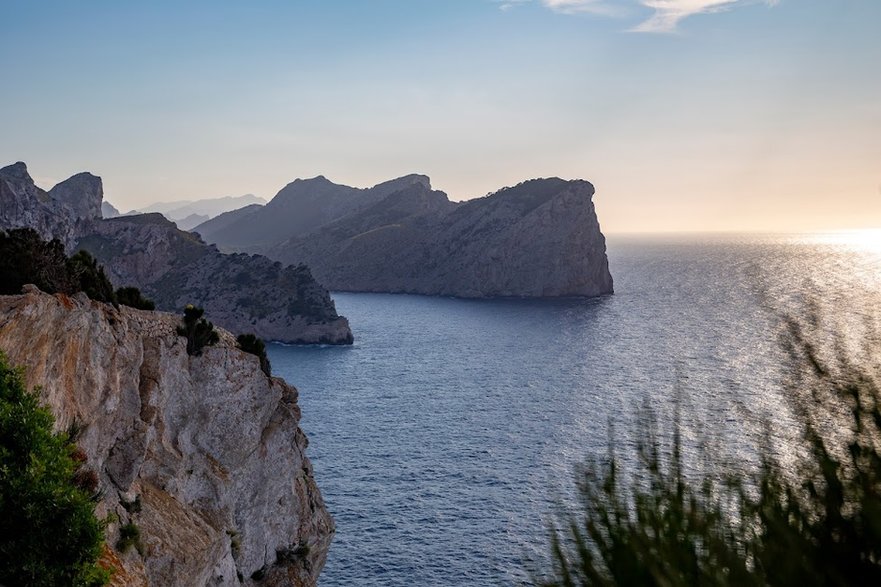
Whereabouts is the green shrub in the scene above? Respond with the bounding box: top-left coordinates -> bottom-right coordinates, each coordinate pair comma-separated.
67,250 -> 116,304
237,333 -> 271,376
0,228 -> 74,295
538,315 -> 881,586
0,352 -> 109,586
0,228 -> 138,310
116,522 -> 142,555
115,287 -> 155,311
177,305 -> 219,356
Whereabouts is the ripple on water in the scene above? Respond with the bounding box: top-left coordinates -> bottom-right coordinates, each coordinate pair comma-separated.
270,234 -> 881,586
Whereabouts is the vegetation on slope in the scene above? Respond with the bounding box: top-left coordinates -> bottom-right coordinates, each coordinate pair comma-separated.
0,227 -> 154,310
237,333 -> 271,376
0,352 -> 109,586
539,315 -> 881,586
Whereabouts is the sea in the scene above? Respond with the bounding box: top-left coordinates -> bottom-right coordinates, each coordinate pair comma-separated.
268,233 -> 881,586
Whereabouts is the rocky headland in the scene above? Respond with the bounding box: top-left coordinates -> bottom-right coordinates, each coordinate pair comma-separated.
0,286 -> 334,586
0,162 -> 352,344
196,175 -> 614,298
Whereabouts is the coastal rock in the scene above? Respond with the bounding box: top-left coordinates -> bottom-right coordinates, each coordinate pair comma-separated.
0,163 -> 353,344
0,288 -> 334,586
76,214 -> 353,344
214,176 -> 613,298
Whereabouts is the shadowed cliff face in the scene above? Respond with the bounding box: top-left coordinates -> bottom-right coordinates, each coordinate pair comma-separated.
254,177 -> 613,298
0,162 -> 353,344
0,288 -> 334,586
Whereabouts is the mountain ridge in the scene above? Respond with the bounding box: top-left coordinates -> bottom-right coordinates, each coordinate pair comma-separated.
201,174 -> 614,298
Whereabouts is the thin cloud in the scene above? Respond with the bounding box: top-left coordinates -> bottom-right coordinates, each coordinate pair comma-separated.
542,0 -> 626,16
633,0 -> 744,32
501,0 -> 778,33
493,0 -> 628,16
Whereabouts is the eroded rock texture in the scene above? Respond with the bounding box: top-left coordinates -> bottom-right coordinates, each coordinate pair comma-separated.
0,287 -> 334,586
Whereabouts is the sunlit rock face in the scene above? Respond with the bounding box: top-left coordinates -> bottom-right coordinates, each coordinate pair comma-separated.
0,287 -> 334,586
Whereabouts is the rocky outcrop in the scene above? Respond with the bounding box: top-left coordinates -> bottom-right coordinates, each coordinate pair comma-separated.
0,162 -> 353,344
0,162 -> 100,248
0,287 -> 334,586
77,214 -> 353,344
223,177 -> 613,298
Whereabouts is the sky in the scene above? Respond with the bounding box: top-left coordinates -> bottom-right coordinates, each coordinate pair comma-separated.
1,0 -> 879,233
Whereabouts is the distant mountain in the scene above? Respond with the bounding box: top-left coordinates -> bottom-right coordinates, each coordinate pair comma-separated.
0,163 -> 352,344
101,201 -> 121,218
203,173 -> 614,298
191,203 -> 263,246
130,194 -> 267,226
174,212 -> 210,231
202,174 -> 431,249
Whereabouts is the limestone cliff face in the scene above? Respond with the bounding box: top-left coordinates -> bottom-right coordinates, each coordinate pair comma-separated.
0,287 -> 334,586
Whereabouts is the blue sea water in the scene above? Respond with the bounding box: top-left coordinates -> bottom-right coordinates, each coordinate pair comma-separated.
269,233 -> 881,586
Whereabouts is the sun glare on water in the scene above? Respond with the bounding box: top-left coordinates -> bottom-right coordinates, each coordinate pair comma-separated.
807,229 -> 881,255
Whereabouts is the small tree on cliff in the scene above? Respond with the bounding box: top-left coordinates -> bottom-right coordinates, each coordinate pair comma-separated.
237,333 -> 271,376
177,305 -> 219,356
0,353 -> 109,586
0,228 -> 73,295
115,286 -> 155,311
67,250 -> 116,304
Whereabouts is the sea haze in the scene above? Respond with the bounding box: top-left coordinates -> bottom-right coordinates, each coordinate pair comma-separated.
269,233 -> 881,586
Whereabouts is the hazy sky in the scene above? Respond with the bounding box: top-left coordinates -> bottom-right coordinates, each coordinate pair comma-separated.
1,0 -> 878,233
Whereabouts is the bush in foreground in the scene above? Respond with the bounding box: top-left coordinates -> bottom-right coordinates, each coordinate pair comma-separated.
0,352 -> 109,586
539,315 -> 881,586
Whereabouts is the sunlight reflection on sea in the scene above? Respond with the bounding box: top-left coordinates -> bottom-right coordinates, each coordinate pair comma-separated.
270,233 -> 881,586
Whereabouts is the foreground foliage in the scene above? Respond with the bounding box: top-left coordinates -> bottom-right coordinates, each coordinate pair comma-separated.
540,316 -> 881,586
0,353 -> 109,586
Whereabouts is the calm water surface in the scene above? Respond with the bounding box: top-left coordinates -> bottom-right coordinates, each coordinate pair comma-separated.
269,233 -> 881,586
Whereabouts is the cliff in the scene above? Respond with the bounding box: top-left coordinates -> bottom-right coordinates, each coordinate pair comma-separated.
76,215 -> 353,344
0,287 -> 334,586
247,177 -> 613,298
0,162 -> 353,344
0,161 -> 102,248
